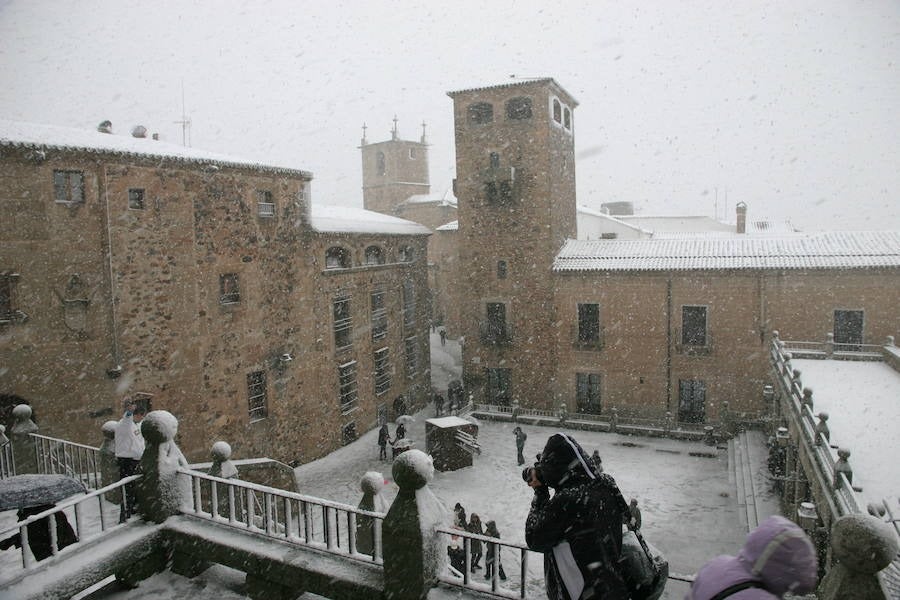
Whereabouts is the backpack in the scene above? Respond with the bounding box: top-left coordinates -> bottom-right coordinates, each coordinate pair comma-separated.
620,525 -> 668,600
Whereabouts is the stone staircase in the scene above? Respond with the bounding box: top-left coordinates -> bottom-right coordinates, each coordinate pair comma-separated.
729,430 -> 777,532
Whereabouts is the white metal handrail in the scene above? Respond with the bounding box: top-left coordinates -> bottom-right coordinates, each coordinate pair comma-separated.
29,433 -> 103,490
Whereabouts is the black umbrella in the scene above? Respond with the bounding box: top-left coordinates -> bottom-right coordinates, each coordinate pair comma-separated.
0,474 -> 87,511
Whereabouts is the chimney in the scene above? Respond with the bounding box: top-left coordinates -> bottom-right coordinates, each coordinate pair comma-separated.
131,125 -> 147,138
97,120 -> 112,134
736,202 -> 747,234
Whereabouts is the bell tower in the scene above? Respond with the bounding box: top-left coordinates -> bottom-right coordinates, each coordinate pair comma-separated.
447,78 -> 578,409
360,118 -> 430,216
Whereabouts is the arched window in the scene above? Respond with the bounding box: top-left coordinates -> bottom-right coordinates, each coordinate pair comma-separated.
364,245 -> 385,265
398,245 -> 415,262
467,102 -> 494,125
564,107 -> 572,130
326,246 -> 351,269
506,97 -> 533,120
553,99 -> 562,123
376,152 -> 386,176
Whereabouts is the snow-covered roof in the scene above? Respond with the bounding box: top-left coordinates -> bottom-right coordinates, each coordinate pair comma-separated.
447,77 -> 578,106
310,204 -> 431,235
0,118 -> 312,177
792,358 -> 900,506
577,205 -> 652,235
554,231 -> 900,272
402,189 -> 457,207
435,220 -> 458,232
618,215 -> 735,233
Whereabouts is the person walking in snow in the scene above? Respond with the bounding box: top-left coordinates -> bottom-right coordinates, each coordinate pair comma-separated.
626,498 -> 642,530
439,327 -> 447,346
394,421 -> 406,442
513,426 -> 527,466
687,515 -> 817,600
484,520 -> 508,581
377,423 -> 390,461
114,399 -> 145,522
453,502 -> 467,529
590,449 -> 604,473
525,432 -> 630,599
434,393 -> 445,417
468,513 -> 484,572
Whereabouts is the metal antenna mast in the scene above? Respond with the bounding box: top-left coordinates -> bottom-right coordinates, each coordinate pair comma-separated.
174,80 -> 192,147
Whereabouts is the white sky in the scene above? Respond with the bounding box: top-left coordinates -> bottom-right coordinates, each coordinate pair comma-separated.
1,0 -> 899,231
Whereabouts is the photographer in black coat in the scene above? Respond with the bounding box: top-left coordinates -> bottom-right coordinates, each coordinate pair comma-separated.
525,433 -> 630,600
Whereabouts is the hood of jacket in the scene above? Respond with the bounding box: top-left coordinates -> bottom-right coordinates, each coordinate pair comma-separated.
537,432 -> 598,489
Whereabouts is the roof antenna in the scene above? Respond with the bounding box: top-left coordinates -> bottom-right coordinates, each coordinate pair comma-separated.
174,80 -> 192,147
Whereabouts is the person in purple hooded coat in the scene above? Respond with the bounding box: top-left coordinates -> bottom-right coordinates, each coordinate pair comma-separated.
686,515 -> 818,599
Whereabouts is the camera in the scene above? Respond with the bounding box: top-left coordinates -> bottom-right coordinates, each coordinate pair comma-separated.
522,453 -> 543,484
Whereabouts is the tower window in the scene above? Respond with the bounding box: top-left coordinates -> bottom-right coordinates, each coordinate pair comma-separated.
219,273 -> 240,305
467,102 -> 494,125
497,260 -> 507,279
409,148 -> 417,159
256,190 -> 275,217
376,152 -> 386,176
506,97 -> 533,120
564,107 -> 572,130
489,152 -> 500,169
128,188 -> 145,210
364,245 -> 385,266
681,305 -> 708,347
247,371 -> 268,422
326,246 -> 352,269
53,170 -> 84,204
398,246 -> 415,262
553,99 -> 562,123
333,295 -> 353,350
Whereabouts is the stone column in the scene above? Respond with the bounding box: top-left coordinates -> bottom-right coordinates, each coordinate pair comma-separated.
100,420 -> 121,503
382,450 -> 445,599
208,441 -> 239,519
818,513 -> 898,600
136,410 -> 189,523
10,404 -> 38,474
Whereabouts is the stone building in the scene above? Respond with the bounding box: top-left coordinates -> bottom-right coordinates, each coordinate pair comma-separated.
0,119 -> 431,464
444,78 -> 900,423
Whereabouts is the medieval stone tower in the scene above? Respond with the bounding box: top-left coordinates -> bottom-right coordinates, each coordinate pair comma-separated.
448,78 -> 578,409
360,118 -> 430,216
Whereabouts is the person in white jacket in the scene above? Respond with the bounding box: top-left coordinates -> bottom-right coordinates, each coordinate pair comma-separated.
114,399 -> 145,522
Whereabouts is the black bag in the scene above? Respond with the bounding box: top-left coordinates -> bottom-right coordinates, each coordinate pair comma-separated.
620,526 -> 668,600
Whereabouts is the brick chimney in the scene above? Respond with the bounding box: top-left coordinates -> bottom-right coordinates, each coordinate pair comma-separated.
736,202 -> 747,234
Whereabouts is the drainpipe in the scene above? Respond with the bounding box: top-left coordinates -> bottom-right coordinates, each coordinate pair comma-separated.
100,164 -> 122,373
666,277 -> 672,411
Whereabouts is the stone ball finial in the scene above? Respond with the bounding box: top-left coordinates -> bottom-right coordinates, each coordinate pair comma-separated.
12,404 -> 32,420
818,411 -> 829,421
360,471 -> 385,495
140,410 -> 178,445
392,449 -> 433,491
0,425 -> 5,435
102,420 -> 118,439
830,513 -> 899,574
837,448 -> 851,460
211,441 -> 232,462
772,330 -> 780,339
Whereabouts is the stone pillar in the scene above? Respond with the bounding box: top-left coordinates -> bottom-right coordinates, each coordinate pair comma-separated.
10,404 -> 38,474
664,411 -> 673,435
720,401 -> 732,438
136,410 -> 189,524
558,403 -> 568,426
357,471 -> 387,557
382,450 -> 445,600
825,332 -> 835,357
100,420 -> 121,503
818,513 -> 898,600
609,407 -> 619,433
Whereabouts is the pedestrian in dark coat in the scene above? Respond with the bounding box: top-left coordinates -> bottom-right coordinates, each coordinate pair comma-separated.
448,529 -> 467,575
484,520 -> 508,581
525,432 -> 630,600
377,423 -> 390,461
439,327 -> 447,346
686,515 -> 817,600
468,513 -> 484,571
395,422 -> 406,441
590,449 -> 604,473
453,502 -> 467,528
627,498 -> 642,530
435,393 -> 445,417
0,504 -> 78,561
514,426 -> 527,465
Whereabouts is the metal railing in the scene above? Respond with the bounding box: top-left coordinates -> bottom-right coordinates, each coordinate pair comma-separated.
177,468 -> 385,563
473,404 -> 709,433
0,475 -> 138,576
438,526 -> 531,599
30,434 -> 103,490
0,441 -> 14,478
780,338 -> 884,358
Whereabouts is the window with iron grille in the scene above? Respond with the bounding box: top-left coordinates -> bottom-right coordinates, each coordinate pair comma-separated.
219,273 -> 240,305
402,281 -> 416,331
405,335 -> 418,378
371,288 -> 387,342
484,302 -> 508,343
506,97 -> 533,120
485,367 -> 511,406
256,189 -> 275,217
467,102 -> 493,125
128,188 -> 145,210
553,99 -> 562,123
0,274 -> 14,322
576,373 -> 601,414
374,347 -> 391,395
681,305 -> 708,346
333,295 -> 352,350
339,361 -> 358,414
341,422 -> 358,445
497,260 -> 508,279
247,371 -> 268,421
326,246 -> 351,269
53,170 -> 84,204
365,245 -> 385,266
577,303 -> 600,344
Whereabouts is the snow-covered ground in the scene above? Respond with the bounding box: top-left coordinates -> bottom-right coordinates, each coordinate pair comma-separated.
3,333 -> 775,599
793,358 -> 900,507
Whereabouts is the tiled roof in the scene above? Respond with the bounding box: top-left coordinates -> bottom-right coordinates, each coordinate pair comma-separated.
0,118 -> 312,177
554,231 -> 900,272
435,220 -> 458,232
447,77 -> 578,105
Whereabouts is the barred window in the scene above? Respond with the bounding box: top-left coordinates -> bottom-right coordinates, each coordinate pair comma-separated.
339,361 -> 358,414
468,102 -> 493,125
365,245 -> 385,266
0,274 -> 14,322
485,367 -> 511,405
398,246 -> 414,262
333,295 -> 352,350
402,281 -> 416,331
506,97 -> 533,120
53,170 -> 84,204
247,371 -> 268,421
576,373 -> 601,414
128,188 -> 145,210
374,347 -> 391,395
682,306 -> 708,346
371,289 -> 387,342
405,335 -> 418,378
326,246 -> 352,269
577,303 -> 600,344
219,273 -> 240,305
257,190 -> 275,217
